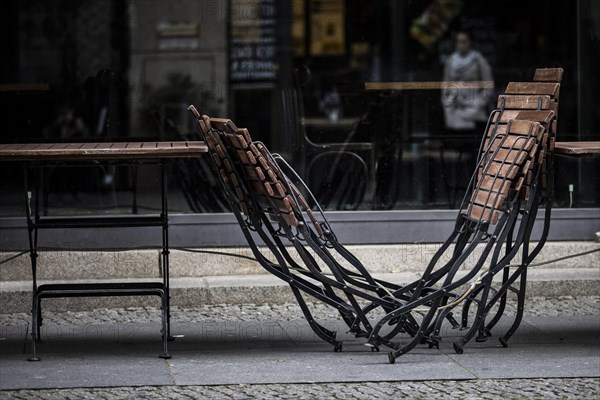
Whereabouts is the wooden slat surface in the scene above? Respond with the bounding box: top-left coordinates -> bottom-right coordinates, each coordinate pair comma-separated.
0,141 -> 207,161
554,141 -> 600,157
533,68 -> 564,83
340,81 -> 494,93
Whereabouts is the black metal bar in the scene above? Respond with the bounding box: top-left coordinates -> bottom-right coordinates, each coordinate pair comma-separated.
24,163 -> 40,361
160,159 -> 173,359
38,282 -> 166,291
30,216 -> 164,229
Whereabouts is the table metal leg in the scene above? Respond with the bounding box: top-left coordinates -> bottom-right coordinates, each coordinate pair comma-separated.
159,160 -> 173,359
24,164 -> 40,361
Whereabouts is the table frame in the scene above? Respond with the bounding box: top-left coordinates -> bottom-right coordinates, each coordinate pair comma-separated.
23,159 -> 173,361
0,141 -> 207,361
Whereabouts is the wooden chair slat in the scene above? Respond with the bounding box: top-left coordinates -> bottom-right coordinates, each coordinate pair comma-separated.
533,68 -> 564,83
478,176 -> 512,195
497,95 -> 551,110
236,149 -> 251,164
270,195 -> 295,214
490,147 -> 529,165
515,110 -> 555,125
225,134 -> 243,149
245,150 -> 257,165
472,190 -> 506,210
508,119 -> 543,136
210,118 -> 238,133
505,82 -> 560,98
482,162 -> 521,181
211,153 -> 222,168
237,128 -> 252,144
491,110 -> 521,123
467,204 -> 499,225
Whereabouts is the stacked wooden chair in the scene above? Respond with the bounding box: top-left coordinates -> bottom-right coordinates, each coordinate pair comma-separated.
365,68 -> 562,362
188,106 -> 410,352
188,67 -> 562,363
454,68 -> 563,351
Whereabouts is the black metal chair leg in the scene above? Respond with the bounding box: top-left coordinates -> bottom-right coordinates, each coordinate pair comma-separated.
388,307 -> 439,364
429,307 -> 455,343
290,287 -> 342,351
499,269 -> 528,347
460,285 -> 484,329
484,267 -> 511,336
454,283 -> 492,352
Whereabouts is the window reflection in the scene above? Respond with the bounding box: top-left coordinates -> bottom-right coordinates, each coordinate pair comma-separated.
0,0 -> 598,217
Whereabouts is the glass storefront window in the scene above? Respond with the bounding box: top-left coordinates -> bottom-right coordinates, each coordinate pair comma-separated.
1,0 -> 598,219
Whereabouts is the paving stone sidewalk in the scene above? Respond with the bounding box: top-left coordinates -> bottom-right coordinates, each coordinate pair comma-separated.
2,377 -> 599,400
1,296 -> 598,399
1,296 -> 598,327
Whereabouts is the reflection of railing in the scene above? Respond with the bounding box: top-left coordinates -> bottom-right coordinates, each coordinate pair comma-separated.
306,151 -> 368,211
337,80 -> 495,210
285,66 -> 376,210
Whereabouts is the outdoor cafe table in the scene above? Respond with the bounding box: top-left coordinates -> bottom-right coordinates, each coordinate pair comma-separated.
554,141 -> 600,157
0,141 -> 207,360
337,81 -> 495,208
338,80 -> 495,140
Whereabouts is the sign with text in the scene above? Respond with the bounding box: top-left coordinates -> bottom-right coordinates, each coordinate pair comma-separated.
230,0 -> 277,87
157,22 -> 199,51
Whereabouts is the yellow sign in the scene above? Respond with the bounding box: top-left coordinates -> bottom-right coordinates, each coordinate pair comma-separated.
310,0 -> 345,56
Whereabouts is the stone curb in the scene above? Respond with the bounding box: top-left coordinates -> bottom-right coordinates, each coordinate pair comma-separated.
1,268 -> 597,314
1,241 -> 598,281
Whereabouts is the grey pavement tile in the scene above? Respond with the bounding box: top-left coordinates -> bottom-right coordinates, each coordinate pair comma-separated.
444,343 -> 600,379
442,315 -> 600,379
167,347 -> 474,386
0,323 -> 173,390
0,304 -> 598,391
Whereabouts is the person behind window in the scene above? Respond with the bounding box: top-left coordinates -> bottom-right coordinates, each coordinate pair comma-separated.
441,31 -> 493,134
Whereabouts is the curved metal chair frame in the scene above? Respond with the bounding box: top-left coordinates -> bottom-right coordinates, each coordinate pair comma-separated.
372,69 -> 563,362
186,67 -> 563,364
453,68 -> 563,353
188,106 -> 410,351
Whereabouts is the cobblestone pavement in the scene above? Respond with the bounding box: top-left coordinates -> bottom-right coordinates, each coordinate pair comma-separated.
1,297 -> 598,399
0,296 -> 598,327
2,378 -> 599,400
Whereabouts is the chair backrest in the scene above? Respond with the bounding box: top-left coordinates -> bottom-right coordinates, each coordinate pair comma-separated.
490,67 -> 562,142
466,119 -> 544,225
516,68 -> 563,192
468,67 -> 563,218
493,68 -> 562,153
189,106 -> 325,237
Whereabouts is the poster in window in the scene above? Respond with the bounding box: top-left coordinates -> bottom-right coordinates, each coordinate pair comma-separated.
292,0 -> 306,57
310,0 -> 345,56
230,0 -> 277,86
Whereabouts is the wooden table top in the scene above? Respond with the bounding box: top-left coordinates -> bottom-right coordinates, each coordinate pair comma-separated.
339,80 -> 494,93
0,141 -> 207,161
554,141 -> 600,157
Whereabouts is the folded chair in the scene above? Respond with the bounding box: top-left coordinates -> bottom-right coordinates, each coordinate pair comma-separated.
187,67 -> 562,364
365,69 -> 562,363
454,68 -> 563,351
188,106 -> 410,352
